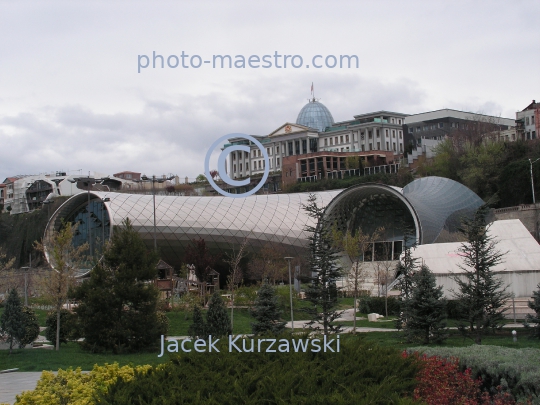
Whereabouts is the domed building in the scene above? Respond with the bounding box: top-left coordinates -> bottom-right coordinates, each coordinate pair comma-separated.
225,95 -> 406,189
296,98 -> 334,132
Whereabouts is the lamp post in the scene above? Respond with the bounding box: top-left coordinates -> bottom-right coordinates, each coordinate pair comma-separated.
139,175 -> 174,251
529,158 -> 540,204
67,174 -> 109,257
284,256 -> 294,331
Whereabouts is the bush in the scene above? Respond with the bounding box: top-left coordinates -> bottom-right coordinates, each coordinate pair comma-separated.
360,296 -> 401,316
15,363 -> 152,405
407,346 -> 540,404
446,299 -> 466,319
45,309 -> 80,345
156,311 -> 169,337
99,337 -> 420,404
19,307 -> 40,348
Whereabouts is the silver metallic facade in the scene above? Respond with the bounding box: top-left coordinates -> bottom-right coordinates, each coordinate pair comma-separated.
44,177 -> 484,270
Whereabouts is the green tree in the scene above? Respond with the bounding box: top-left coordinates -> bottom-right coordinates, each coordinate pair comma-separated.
395,228 -> 419,330
187,305 -> 206,339
0,289 -> 26,354
45,309 -> 79,346
452,204 -> 511,344
205,292 -> 231,338
72,218 -> 160,353
524,283 -> 540,339
332,226 -> 382,333
402,265 -> 448,344
250,283 -> 286,335
19,307 -> 40,348
37,221 -> 87,351
302,194 -> 343,335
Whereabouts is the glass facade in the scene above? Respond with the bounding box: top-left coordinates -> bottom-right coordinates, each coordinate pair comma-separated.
296,100 -> 334,132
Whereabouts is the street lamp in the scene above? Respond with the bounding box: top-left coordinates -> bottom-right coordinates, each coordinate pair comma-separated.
138,175 -> 174,251
284,256 -> 294,331
67,174 -> 109,257
529,158 -> 540,204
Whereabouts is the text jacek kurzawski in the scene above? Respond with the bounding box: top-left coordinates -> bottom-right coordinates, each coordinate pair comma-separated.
158,335 -> 340,357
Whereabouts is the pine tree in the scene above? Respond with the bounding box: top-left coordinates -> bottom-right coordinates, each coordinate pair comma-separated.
402,265 -> 448,344
19,307 -> 40,348
524,283 -> 540,339
452,204 -> 511,344
0,289 -> 26,354
302,194 -> 343,335
188,305 -> 206,339
72,218 -> 160,353
251,283 -> 286,335
205,292 -> 232,338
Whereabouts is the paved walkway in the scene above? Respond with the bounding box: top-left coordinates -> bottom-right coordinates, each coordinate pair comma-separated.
0,372 -> 47,405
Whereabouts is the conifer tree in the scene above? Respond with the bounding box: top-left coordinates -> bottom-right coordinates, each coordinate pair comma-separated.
19,307 -> 40,348
395,229 -> 419,330
524,283 -> 540,339
205,292 -> 232,338
188,305 -> 206,339
0,289 -> 26,354
402,265 -> 448,344
73,218 -> 160,353
302,194 -> 343,335
452,204 -> 511,344
251,282 -> 286,335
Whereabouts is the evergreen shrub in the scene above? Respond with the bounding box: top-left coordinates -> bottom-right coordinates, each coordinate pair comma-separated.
99,338 -> 420,404
361,296 -> 401,316
407,346 -> 540,404
45,309 -> 80,345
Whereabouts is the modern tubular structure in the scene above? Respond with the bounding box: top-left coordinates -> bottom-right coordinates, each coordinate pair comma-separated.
44,176 -> 484,274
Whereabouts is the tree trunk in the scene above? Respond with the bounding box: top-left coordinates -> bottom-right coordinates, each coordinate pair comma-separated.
56,306 -> 61,351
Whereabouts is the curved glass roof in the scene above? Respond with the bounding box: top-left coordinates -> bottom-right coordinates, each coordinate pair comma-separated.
402,176 -> 484,243
44,177 -> 484,271
296,100 -> 334,132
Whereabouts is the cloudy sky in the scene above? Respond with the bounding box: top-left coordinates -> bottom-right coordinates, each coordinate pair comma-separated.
1,0 -> 539,182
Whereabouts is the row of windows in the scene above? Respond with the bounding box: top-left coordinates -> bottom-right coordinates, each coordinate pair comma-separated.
526,116 -> 536,126
233,158 -> 281,173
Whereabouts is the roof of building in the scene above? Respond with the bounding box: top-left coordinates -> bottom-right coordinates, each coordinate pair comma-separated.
521,100 -> 539,111
404,109 -> 515,127
296,99 -> 334,132
113,171 -> 141,175
414,219 -> 540,274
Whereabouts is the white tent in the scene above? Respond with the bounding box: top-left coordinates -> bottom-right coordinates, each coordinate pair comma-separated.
413,220 -> 540,298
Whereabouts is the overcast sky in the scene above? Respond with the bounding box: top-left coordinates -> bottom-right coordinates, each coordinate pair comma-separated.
1,0 -> 539,182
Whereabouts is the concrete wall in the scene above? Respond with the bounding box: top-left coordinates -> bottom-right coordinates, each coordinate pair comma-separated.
493,204 -> 540,239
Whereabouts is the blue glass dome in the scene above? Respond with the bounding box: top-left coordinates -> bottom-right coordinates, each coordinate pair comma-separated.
296,99 -> 334,132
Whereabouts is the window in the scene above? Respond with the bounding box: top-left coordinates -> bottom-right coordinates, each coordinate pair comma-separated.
361,132 -> 365,140
369,143 -> 372,150
276,146 -> 280,154
288,142 -> 293,155
302,139 -> 307,154
377,142 -> 380,149
246,163 -> 249,170
346,134 -> 349,142
258,161 -> 261,169
526,117 -> 530,126
295,140 -> 300,155
532,116 -> 535,125
253,150 -> 256,158
245,152 -> 248,158
392,130 -> 396,138
267,148 -> 270,156
330,138 -> 333,145
233,164 -> 236,172
376,129 -> 380,137
399,131 -> 402,139
324,138 -> 328,146
232,154 -> 236,161
368,130 -> 372,139
340,135 -> 343,143
270,161 -> 272,169
361,145 -> 365,151
386,141 -> 389,150
385,129 -> 388,136
240,163 -> 242,171
423,125 -> 428,130
409,127 -> 413,133
335,137 -> 338,144
438,122 -> 444,128
258,150 -> 261,157
398,119 -> 401,125
393,142 -> 396,151
400,144 -> 403,152
417,127 -> 421,132
126,173 -> 132,179
277,158 -> 280,167
391,118 -> 394,123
